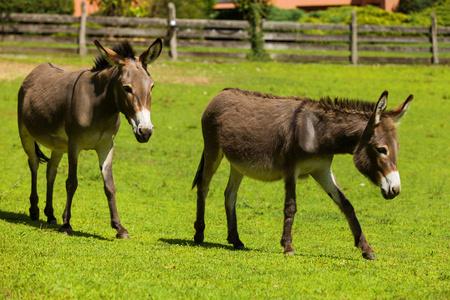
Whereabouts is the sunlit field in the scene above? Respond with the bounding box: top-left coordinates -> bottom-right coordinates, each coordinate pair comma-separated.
0,52 -> 449,299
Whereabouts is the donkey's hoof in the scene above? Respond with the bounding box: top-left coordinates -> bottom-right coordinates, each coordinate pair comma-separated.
47,217 -> 57,225
228,237 -> 245,250
59,224 -> 73,235
116,231 -> 129,239
233,241 -> 245,250
194,232 -> 204,244
362,251 -> 376,260
29,209 -> 39,221
283,245 -> 295,256
284,250 -> 295,256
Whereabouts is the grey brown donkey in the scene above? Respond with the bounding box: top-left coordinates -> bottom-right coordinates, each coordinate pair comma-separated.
18,39 -> 162,238
192,88 -> 413,259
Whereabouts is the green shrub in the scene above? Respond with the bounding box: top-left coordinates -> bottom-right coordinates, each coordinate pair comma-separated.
96,0 -> 134,16
266,7 -> 305,21
96,0 -> 154,17
298,5 -> 431,26
96,0 -> 214,18
398,0 -> 440,13
150,0 -> 215,19
299,6 -> 353,24
416,0 -> 450,26
237,0 -> 271,61
0,0 -> 73,14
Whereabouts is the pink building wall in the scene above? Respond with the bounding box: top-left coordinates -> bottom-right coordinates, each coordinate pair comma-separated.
73,0 -> 99,16
215,0 -> 400,12
73,0 -> 401,16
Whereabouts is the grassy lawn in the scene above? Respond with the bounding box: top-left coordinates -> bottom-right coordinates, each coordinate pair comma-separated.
0,53 -> 449,299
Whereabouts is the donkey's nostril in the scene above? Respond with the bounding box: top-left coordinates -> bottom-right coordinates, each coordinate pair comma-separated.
391,186 -> 400,195
138,127 -> 152,136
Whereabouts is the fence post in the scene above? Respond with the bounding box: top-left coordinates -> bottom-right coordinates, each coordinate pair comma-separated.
430,12 -> 439,64
167,2 -> 177,60
350,9 -> 358,65
78,0 -> 87,56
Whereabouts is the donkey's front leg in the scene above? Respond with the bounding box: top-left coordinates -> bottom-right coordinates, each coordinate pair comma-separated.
60,144 -> 80,235
96,142 -> 128,239
311,168 -> 375,260
281,176 -> 297,255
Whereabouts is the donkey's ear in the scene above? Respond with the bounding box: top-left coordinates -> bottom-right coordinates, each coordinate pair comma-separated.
94,40 -> 124,65
140,38 -> 163,67
362,91 -> 388,139
390,94 -> 413,123
373,90 -> 388,125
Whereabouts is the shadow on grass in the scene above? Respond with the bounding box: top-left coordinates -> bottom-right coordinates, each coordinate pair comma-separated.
159,238 -> 252,251
295,252 -> 360,261
159,238 -> 359,260
0,209 -> 108,241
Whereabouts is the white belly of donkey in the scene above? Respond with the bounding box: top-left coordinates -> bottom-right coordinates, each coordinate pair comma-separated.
228,156 -> 331,182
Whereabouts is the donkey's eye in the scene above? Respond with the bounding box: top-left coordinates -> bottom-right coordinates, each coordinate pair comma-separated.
123,85 -> 133,94
376,146 -> 388,155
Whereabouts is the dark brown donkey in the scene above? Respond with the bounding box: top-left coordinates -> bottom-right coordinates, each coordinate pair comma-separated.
18,39 -> 162,238
192,88 -> 412,259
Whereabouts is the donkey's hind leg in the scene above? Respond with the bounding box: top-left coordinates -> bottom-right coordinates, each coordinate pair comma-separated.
281,175 -> 297,255
311,167 -> 375,260
193,146 -> 223,244
224,165 -> 244,249
19,127 -> 40,221
45,151 -> 63,224
60,143 -> 80,235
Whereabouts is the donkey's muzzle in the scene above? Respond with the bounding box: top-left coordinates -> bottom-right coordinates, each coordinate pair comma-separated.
380,171 -> 401,200
135,127 -> 153,143
130,109 -> 153,143
381,186 -> 400,200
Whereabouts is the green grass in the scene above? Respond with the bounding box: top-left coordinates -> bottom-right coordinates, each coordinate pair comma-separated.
0,54 -> 449,299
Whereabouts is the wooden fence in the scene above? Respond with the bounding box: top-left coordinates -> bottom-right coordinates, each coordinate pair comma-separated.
1,5 -> 449,64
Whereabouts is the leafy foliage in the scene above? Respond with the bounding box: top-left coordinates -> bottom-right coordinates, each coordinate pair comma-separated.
96,0 -> 151,17
266,6 -> 305,21
296,3 -> 450,27
398,0 -> 440,13
97,0 -> 214,18
298,5 -> 429,26
150,0 -> 215,19
0,0 -> 73,14
236,0 -> 270,61
416,0 -> 450,26
97,0 -> 132,16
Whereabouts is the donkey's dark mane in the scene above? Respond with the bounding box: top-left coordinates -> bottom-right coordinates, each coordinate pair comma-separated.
224,88 -> 376,116
319,96 -> 376,115
92,41 -> 136,72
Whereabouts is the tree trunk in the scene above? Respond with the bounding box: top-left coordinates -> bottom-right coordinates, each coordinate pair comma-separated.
239,1 -> 270,61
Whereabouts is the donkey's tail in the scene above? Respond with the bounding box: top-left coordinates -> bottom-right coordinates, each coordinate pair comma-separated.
191,152 -> 204,190
35,142 -> 50,164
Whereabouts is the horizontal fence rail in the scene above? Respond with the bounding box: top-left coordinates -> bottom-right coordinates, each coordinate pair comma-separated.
1,9 -> 449,65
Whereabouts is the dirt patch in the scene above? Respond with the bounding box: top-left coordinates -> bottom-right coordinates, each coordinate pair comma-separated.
0,61 -> 35,81
160,75 -> 211,85
0,60 -> 213,85
0,61 -> 77,81
151,64 -> 213,86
